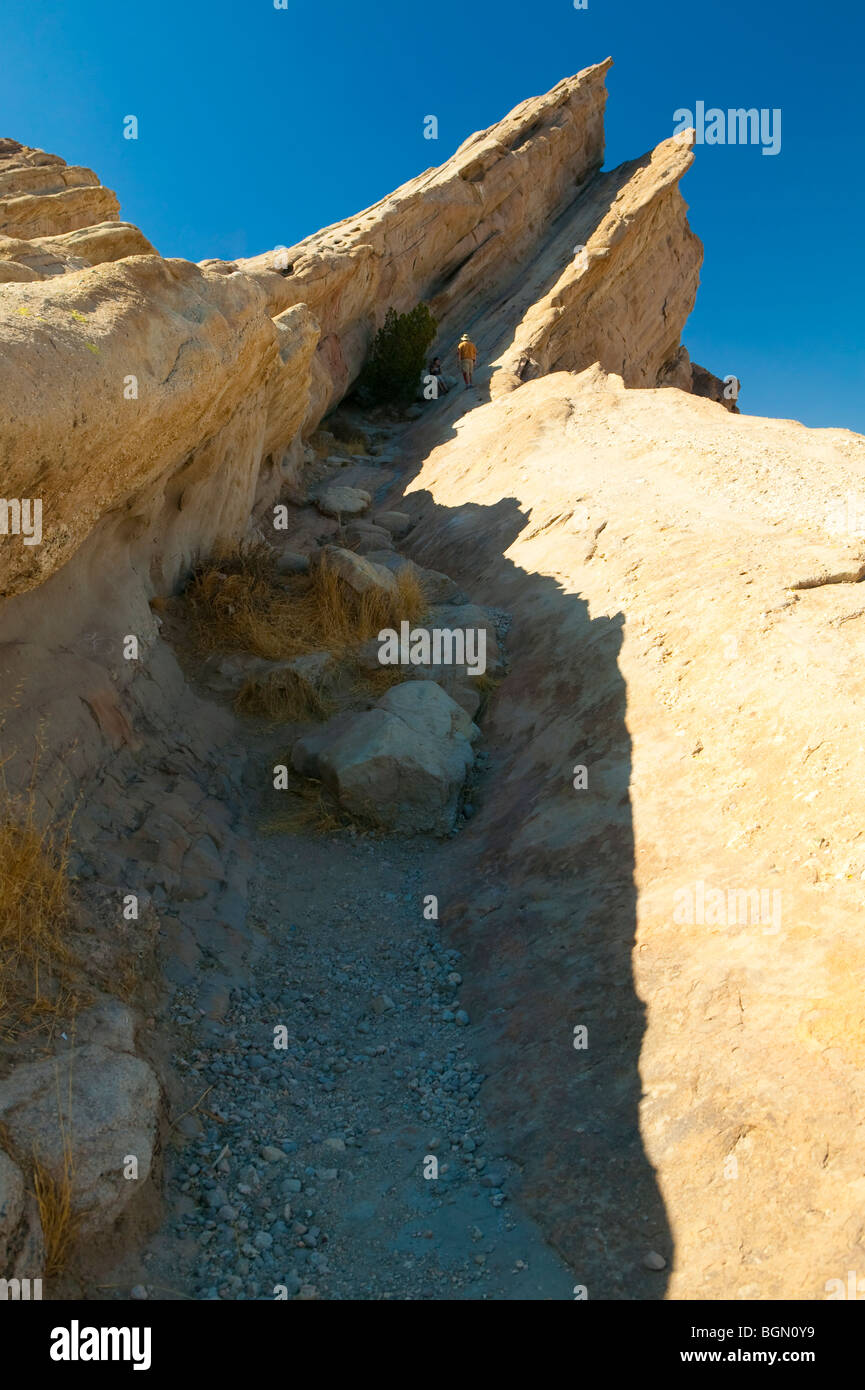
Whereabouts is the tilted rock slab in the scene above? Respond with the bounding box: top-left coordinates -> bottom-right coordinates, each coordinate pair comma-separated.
237,58 -> 706,417
238,60 -> 614,421
0,139 -> 121,241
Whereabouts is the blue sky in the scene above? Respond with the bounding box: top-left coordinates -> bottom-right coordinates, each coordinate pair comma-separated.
3,0 -> 862,432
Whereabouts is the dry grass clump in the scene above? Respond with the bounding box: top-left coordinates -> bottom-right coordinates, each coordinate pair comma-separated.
0,777 -> 75,1028
264,776 -> 390,838
354,661 -> 412,697
263,779 -> 347,836
235,668 -> 333,723
33,1138 -> 79,1277
186,541 -> 427,665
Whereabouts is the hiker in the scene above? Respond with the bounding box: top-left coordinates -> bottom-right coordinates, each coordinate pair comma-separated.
428,355 -> 449,395
457,333 -> 477,387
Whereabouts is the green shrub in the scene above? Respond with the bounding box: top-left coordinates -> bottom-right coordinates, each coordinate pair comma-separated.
354,304 -> 438,406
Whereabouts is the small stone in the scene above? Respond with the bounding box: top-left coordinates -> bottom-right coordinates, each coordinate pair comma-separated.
643,1250 -> 667,1271
371,994 -> 395,1015
130,1285 -> 148,1300
455,1009 -> 470,1026
261,1146 -> 285,1163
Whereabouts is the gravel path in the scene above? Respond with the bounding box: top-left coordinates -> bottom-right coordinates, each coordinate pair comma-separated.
86,409 -> 576,1302
121,820 -> 573,1301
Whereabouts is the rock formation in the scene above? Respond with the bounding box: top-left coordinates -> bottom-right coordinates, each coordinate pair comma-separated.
0,57 -> 862,1300
0,139 -> 155,281
397,364 -> 865,1297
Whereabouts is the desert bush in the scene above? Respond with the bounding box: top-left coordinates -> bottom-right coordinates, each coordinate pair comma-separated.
354,304 -> 437,406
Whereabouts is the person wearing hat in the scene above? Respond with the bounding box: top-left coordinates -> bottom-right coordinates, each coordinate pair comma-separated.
457,333 -> 477,388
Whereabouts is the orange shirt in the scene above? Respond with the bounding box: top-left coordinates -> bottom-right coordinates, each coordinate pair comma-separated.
458,340 -> 477,361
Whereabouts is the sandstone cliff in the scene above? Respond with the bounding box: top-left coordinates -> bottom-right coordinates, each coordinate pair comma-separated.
0,139 -> 155,279
0,58 -> 711,606
0,55 -> 711,803
396,365 -> 865,1298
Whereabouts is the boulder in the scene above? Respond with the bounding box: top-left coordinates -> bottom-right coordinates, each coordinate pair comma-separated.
0,1148 -> 44,1283
203,649 -> 336,706
318,545 -> 397,597
291,711 -> 358,778
377,679 -> 479,744
292,681 -> 478,833
274,549 -> 310,575
375,511 -> 413,540
0,1045 -> 160,1235
341,522 -> 394,554
433,673 -> 483,720
240,650 -> 336,715
314,485 -> 371,519
364,551 -> 461,604
285,650 -> 336,690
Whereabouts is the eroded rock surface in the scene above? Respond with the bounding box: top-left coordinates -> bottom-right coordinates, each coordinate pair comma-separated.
395,364 -> 865,1298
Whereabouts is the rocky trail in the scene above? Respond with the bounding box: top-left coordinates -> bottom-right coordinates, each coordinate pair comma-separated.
76,412 -> 578,1303
106,829 -> 574,1302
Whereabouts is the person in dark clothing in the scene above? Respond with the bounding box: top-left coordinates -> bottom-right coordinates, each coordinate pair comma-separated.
428,356 -> 449,395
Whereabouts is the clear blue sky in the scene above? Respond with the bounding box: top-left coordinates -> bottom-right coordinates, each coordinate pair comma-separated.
3,0 -> 862,432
